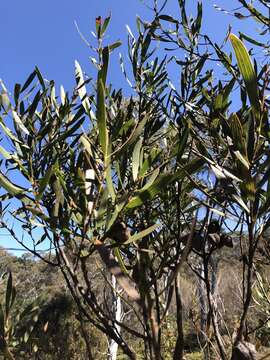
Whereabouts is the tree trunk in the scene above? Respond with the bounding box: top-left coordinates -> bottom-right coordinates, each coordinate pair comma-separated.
198,262 -> 210,360
231,341 -> 257,360
107,275 -> 122,360
173,273 -> 184,360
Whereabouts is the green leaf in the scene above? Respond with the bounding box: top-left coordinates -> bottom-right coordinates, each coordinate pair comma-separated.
0,146 -> 12,160
35,67 -> 46,91
258,190 -> 270,217
28,90 -> 42,118
105,161 -> 116,203
96,79 -> 108,157
25,206 -> 51,222
24,330 -> 30,343
75,60 -> 90,114
193,1 -> 202,34
106,201 -> 126,233
132,138 -> 142,181
21,71 -> 36,92
14,83 -> 21,106
232,194 -> 250,213
241,176 -> 256,201
139,148 -> 161,178
35,233 -> 47,246
0,90 -> 11,111
52,177 -> 64,218
211,40 -> 234,75
141,32 -> 152,61
46,117 -> 85,149
140,168 -> 160,191
0,118 -> 23,145
96,47 -> 110,158
0,171 -> 25,196
127,158 -> 204,209
101,14 -> 111,36
100,47 -> 109,86
158,15 -> 178,24
239,32 -> 268,48
60,85 -> 66,106
124,224 -> 159,244
210,164 -> 242,182
247,110 -> 255,162
0,304 -> 5,337
36,165 -> 54,201
80,135 -> 93,157
223,78 -> 236,104
113,248 -> 129,276
177,127 -> 189,162
229,34 -> 260,117
238,0 -> 270,25
234,150 -> 250,170
230,112 -> 247,156
12,111 -> 30,135
5,273 -> 14,319
109,41 -> 122,52
179,0 -> 191,40
116,116 -> 148,156
95,188 -> 109,226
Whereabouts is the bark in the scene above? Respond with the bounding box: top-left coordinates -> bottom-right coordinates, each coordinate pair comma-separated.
57,244 -> 137,360
231,341 -> 257,360
208,257 -> 227,359
96,239 -> 140,302
108,275 -> 122,360
197,262 -> 210,360
173,273 -> 184,360
236,222 -> 257,342
78,314 -> 94,360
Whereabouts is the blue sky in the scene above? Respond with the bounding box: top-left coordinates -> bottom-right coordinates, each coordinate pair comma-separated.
0,0 -> 255,92
0,0 -> 260,253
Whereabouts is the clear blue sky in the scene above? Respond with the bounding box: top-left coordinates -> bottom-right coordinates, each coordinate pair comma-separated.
0,0 -> 258,253
0,0 -> 254,92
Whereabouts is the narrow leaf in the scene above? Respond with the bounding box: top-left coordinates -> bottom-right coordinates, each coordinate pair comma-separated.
35,67 -> 46,91
124,224 -> 159,244
5,273 -> 13,318
0,119 -> 23,144
21,71 -> 36,92
60,85 -> 66,106
96,79 -> 108,157
232,194 -> 250,213
109,41 -> 122,52
101,14 -> 111,36
234,150 -> 250,169
36,165 -> 54,201
158,15 -> 178,24
0,171 -> 25,195
80,135 -> 93,157
140,168 -> 160,191
12,111 -> 30,135
239,32 -> 267,48
105,161 -> 116,203
177,127 -> 189,162
100,47 -> 109,85
0,304 -> 4,337
127,158 -> 204,209
132,138 -> 142,181
114,248 -> 129,276
229,34 -> 260,116
116,116 -> 148,156
0,146 -> 12,160
75,60 -> 90,113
